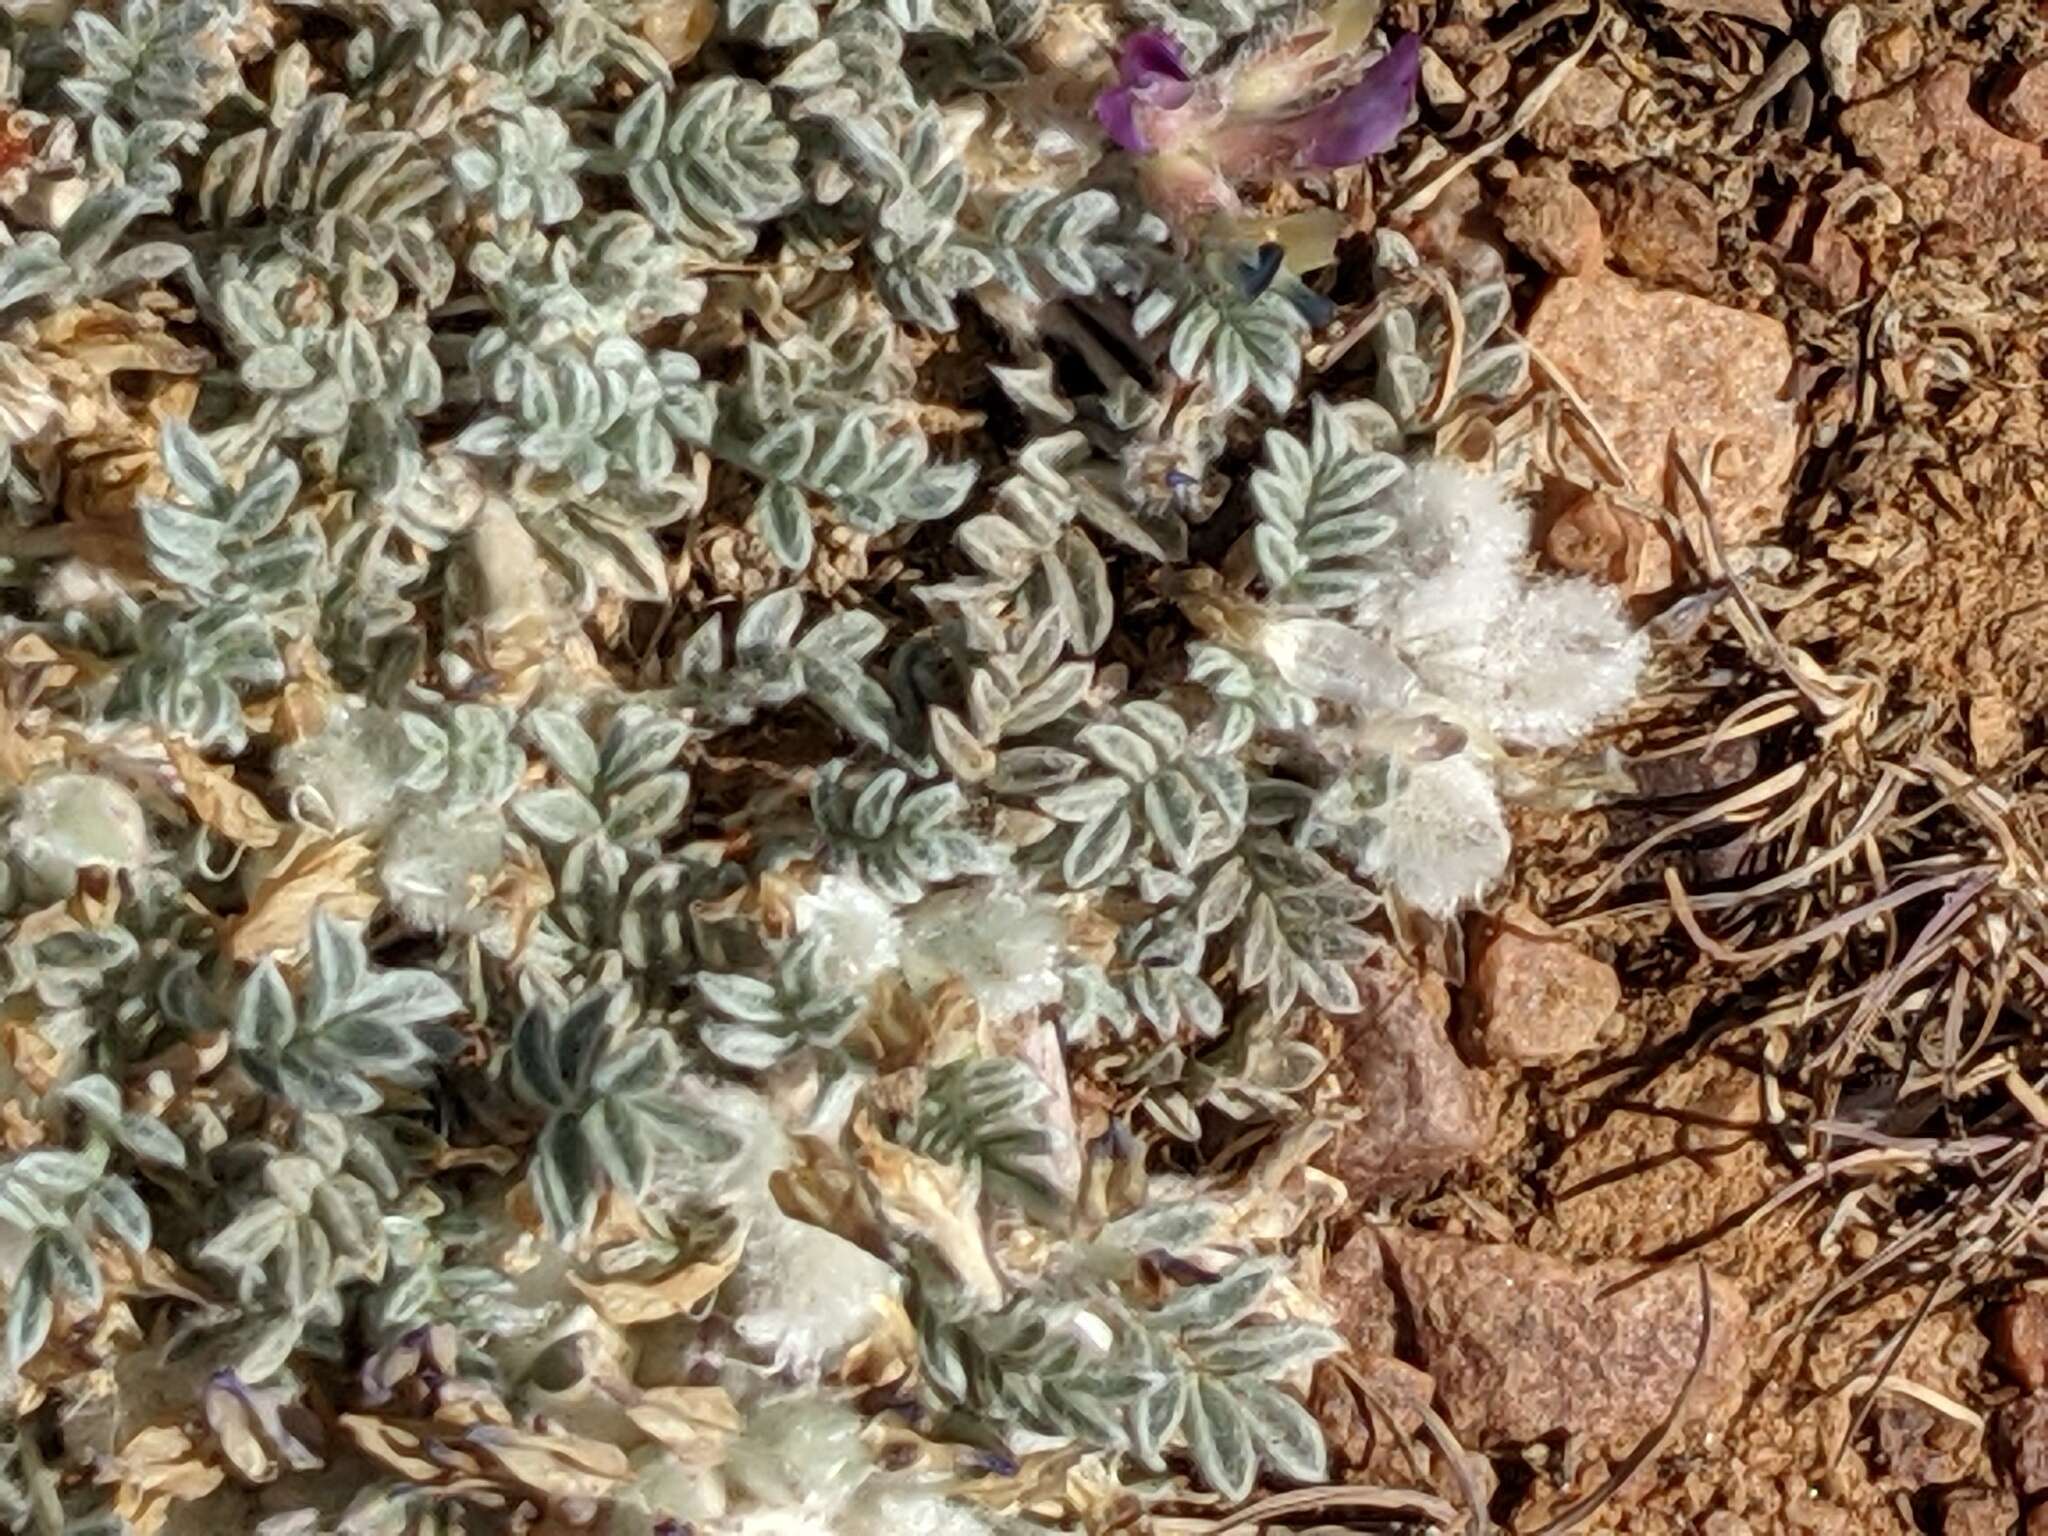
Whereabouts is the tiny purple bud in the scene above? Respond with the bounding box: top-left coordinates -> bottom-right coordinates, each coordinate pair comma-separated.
1297,31 -> 1421,168
1097,29 -> 1197,153
1117,29 -> 1190,87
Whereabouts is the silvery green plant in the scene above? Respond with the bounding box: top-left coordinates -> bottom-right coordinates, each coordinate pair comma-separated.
904,1056 -> 1065,1213
696,931 -> 865,1070
140,420 -> 321,616
0,0 -> 1652,1527
190,1113 -> 412,1379
107,603 -> 285,751
0,1139 -> 155,1367
916,1247 -> 1338,1501
227,911 -> 465,1115
507,988 -> 739,1241
514,701 -> 693,854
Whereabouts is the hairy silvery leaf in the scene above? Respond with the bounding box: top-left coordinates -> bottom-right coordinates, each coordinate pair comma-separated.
1250,400 -> 1404,611
140,421 -> 323,617
6,1244 -> 55,1368
616,78 -> 802,256
906,1056 -> 1065,1211
507,991 -> 736,1241
66,0 -> 250,123
811,759 -> 1001,903
725,0 -> 819,45
453,104 -> 587,227
232,911 -> 461,1114
1165,280 -> 1307,413
110,606 -> 285,753
696,930 -> 863,1068
1185,1375 -> 1258,1502
979,186 -> 1117,300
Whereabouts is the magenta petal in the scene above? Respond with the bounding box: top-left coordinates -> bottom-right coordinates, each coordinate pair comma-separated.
1119,28 -> 1190,86
1098,33 -> 1199,155
1097,86 -> 1149,152
1300,31 -> 1422,168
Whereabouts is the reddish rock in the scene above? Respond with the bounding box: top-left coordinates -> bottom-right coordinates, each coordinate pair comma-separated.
1941,1486 -> 2018,1536
1323,1229 -> 1400,1356
1315,1343 -> 1470,1506
1465,905 -> 1619,1067
1842,63 -> 2048,246
2029,1501 -> 2048,1536
1523,272 -> 1798,544
1545,489 -> 1675,596
1996,63 -> 2048,143
1993,1288 -> 2048,1388
1378,1230 -> 1750,1453
1319,965 -> 1493,1199
1347,1351 -> 1435,1432
1801,215 -> 1868,308
1600,165 -> 1721,292
1998,1391 -> 2048,1494
1862,24 -> 1924,88
1499,169 -> 1604,276
1320,1347 -> 1438,1470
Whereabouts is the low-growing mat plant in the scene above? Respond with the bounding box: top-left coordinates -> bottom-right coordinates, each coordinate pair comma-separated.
0,1 -> 1648,1533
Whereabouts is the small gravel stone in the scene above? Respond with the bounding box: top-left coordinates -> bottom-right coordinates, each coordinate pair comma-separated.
1843,63 -> 2048,246
1465,905 -> 1619,1066
1994,63 -> 2048,142
1997,1391 -> 2048,1494
1598,165 -> 1721,292
1323,1229 -> 1400,1356
1940,1486 -> 2017,1536
1544,488 -> 1675,597
1499,167 -> 1604,276
1992,1288 -> 2048,1389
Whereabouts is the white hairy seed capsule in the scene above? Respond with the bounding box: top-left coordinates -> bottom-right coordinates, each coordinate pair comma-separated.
790,873 -> 903,991
379,804 -> 507,931
9,770 -> 151,894
1363,753 -> 1511,919
1364,458 -> 1648,751
898,882 -> 1067,1019
274,702 -> 421,832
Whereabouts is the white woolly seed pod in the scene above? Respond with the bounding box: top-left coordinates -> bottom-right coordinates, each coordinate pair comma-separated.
8,769 -> 151,896
1362,753 -> 1511,919
790,873 -> 904,993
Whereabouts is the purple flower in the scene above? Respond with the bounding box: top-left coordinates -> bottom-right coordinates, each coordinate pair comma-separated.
1207,32 -> 1423,179
1097,27 -> 1422,175
1095,29 -> 1198,154
1119,29 -> 1190,88
1296,31 -> 1422,168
